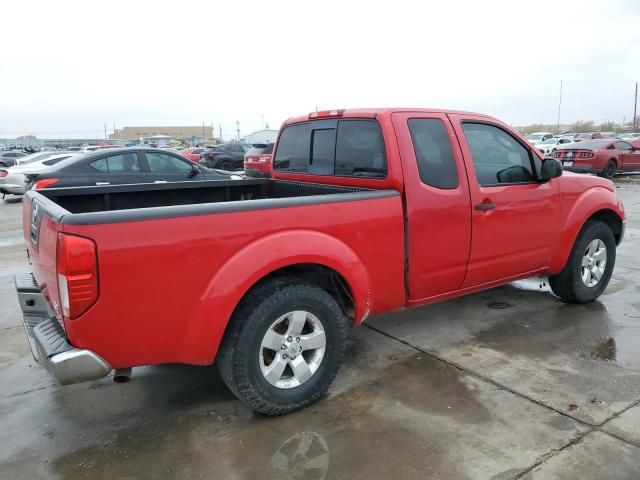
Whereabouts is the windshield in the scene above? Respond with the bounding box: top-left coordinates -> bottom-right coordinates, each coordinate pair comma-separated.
18,152 -> 58,165
540,138 -> 557,144
575,133 -> 592,138
527,134 -> 544,141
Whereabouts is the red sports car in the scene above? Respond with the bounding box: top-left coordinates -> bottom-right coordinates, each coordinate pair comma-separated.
553,139 -> 640,178
243,143 -> 274,178
180,147 -> 208,163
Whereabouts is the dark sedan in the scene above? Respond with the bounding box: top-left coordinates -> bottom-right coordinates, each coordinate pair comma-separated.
199,143 -> 252,170
27,147 -> 237,190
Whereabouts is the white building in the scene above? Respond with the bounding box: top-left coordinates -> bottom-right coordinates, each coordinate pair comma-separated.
244,129 -> 279,145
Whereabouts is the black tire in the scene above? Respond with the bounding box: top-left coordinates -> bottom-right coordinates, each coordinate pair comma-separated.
218,161 -> 233,171
217,278 -> 349,415
599,159 -> 616,179
549,220 -> 615,303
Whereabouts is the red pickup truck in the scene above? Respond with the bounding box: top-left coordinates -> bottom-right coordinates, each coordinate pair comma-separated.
16,108 -> 626,415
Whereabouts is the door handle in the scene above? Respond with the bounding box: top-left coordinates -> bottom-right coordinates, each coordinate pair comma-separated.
95,182 -> 110,185
474,203 -> 496,211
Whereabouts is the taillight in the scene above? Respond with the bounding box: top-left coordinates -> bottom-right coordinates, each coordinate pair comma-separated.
57,233 -> 98,319
0,170 -> 8,177
33,178 -> 59,189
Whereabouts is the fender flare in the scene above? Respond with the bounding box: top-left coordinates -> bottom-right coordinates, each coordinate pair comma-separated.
549,187 -> 623,273
183,230 -> 372,363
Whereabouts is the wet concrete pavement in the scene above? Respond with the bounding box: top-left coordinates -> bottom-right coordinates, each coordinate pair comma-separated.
1,180 -> 640,479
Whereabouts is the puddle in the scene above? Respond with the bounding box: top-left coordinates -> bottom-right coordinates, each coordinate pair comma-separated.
588,337 -> 617,362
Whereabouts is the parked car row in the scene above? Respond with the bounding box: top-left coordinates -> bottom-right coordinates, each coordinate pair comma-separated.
0,148 -> 239,200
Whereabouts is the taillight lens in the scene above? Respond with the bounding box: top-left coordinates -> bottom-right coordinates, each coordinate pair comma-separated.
0,170 -> 8,177
57,233 -> 98,319
33,178 -> 59,189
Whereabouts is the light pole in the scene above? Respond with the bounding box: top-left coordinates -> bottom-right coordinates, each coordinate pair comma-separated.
556,80 -> 563,135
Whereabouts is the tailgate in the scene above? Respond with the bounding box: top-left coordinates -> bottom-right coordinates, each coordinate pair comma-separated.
23,192 -> 65,327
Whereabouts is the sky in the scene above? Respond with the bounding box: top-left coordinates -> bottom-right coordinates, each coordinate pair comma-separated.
0,0 -> 639,139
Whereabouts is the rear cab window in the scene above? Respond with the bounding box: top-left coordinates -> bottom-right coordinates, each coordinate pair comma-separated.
274,119 -> 387,178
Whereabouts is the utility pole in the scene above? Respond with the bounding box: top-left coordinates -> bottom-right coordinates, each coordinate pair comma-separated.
633,82 -> 638,131
113,122 -> 116,140
556,80 -> 563,135
219,124 -> 222,142
236,120 -> 240,141
104,123 -> 107,140
202,122 -> 205,144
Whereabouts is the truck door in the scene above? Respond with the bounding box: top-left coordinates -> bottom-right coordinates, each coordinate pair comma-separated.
391,112 -> 472,301
448,114 -> 560,287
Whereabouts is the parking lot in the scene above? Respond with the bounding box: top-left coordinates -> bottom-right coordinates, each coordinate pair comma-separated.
0,176 -> 637,479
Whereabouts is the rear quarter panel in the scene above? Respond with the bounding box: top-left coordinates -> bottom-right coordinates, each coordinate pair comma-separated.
61,194 -> 406,368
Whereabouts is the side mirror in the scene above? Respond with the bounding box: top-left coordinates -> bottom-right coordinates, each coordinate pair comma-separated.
540,158 -> 563,182
188,163 -> 200,177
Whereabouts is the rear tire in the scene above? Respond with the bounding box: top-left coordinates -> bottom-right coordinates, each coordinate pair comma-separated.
599,160 -> 616,179
217,278 -> 349,415
219,161 -> 233,171
549,220 -> 615,303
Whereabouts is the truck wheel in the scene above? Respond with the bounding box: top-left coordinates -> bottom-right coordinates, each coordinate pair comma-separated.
599,160 -> 616,179
549,221 -> 615,303
217,279 -> 349,415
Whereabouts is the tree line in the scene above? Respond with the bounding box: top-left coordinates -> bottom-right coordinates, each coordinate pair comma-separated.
517,117 -> 639,135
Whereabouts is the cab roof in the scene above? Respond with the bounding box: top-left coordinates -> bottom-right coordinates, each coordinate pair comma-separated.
283,108 -> 495,126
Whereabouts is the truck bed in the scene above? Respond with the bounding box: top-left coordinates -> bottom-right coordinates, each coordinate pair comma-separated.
34,179 -> 392,224
24,178 -> 406,368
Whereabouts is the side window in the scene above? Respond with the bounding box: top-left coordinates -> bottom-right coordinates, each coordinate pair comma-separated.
88,158 -> 109,173
462,123 -> 537,186
105,153 -> 141,172
408,119 -> 458,189
146,152 -> 193,173
615,141 -> 632,151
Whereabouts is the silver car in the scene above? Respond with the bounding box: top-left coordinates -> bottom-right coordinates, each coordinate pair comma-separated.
0,153 -> 78,197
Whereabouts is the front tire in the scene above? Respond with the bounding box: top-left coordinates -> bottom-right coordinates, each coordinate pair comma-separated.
549,220 -> 615,303
217,279 -> 349,415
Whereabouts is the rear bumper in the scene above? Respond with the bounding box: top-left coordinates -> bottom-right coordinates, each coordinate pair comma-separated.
0,182 -> 26,195
15,273 -> 111,385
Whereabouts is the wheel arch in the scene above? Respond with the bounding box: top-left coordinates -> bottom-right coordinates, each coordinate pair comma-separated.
184,230 -> 372,364
549,188 -> 624,273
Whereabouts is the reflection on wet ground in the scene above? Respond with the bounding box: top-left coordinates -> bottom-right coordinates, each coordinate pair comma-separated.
1,184 -> 640,479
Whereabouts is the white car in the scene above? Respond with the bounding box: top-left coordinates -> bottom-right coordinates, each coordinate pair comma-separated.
536,137 -> 574,156
0,153 -> 77,198
526,132 -> 555,145
620,132 -> 640,141
14,150 -> 69,166
79,145 -> 120,154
